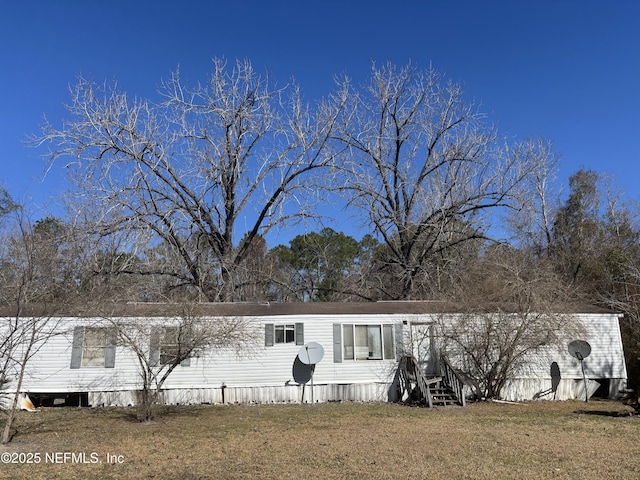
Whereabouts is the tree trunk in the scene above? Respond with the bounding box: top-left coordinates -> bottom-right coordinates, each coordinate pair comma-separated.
1,394 -> 18,444
2,362 -> 27,444
2,323 -> 35,445
137,388 -> 157,422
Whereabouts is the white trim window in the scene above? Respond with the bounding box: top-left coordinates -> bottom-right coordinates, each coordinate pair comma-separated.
265,323 -> 304,346
340,324 -> 394,361
276,324 -> 296,344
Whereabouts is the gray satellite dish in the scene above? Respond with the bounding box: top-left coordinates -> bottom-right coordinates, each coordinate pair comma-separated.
568,340 -> 592,402
568,340 -> 591,361
298,342 -> 324,365
297,342 -> 324,404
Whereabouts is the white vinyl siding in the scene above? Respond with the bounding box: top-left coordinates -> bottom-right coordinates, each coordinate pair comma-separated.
5,311 -> 624,405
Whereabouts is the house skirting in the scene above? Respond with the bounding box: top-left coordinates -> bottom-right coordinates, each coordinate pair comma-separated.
85,382 -> 397,407
501,378 -> 626,402
11,378 -> 625,408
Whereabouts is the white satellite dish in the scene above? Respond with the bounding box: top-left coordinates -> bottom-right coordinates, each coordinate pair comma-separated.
298,342 -> 324,365
297,342 -> 324,404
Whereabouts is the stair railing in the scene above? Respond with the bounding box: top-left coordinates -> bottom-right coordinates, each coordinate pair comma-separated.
440,355 -> 466,407
401,355 -> 434,408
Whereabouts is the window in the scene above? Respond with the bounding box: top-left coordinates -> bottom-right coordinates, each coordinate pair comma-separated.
159,327 -> 180,365
337,324 -> 394,362
70,326 -> 116,369
275,324 -> 295,344
82,328 -> 108,367
265,323 -> 304,346
150,326 -> 191,367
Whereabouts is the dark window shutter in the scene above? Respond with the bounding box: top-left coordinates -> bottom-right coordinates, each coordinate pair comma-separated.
70,326 -> 84,369
265,323 -> 274,347
104,328 -> 117,368
295,323 -> 304,345
333,323 -> 342,363
149,327 -> 161,367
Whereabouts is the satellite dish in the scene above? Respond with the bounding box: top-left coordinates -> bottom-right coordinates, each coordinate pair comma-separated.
568,340 -> 591,361
568,340 -> 592,403
298,342 -> 324,365
295,342 -> 324,404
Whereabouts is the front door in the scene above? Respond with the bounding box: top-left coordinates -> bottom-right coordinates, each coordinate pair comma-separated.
410,323 -> 437,376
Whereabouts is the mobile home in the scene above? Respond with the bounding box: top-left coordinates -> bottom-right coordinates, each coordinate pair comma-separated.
0,302 -> 627,407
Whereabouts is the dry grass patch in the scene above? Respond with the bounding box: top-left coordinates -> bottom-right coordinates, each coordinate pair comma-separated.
0,400 -> 638,479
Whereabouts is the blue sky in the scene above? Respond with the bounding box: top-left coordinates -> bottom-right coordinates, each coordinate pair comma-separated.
1,0 -> 638,242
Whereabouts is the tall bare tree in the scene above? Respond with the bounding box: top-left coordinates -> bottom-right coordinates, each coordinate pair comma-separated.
504,137 -> 560,256
331,62 -> 534,299
33,58 -> 345,301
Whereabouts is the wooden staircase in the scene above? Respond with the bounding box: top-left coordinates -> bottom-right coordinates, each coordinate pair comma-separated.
428,382 -> 460,406
398,355 -> 466,407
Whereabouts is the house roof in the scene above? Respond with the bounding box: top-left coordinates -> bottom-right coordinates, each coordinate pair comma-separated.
0,300 -> 617,318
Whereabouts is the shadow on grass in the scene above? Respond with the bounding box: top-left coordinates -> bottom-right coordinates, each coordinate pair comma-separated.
574,408 -> 637,417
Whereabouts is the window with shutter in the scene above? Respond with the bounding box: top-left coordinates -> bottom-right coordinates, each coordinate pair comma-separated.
339,324 -> 395,361
70,326 -> 117,368
151,326 -> 192,367
265,323 -> 304,346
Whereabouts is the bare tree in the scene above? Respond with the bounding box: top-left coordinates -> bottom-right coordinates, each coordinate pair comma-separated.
331,62 -> 534,299
33,58 -> 345,301
585,184 -> 640,389
0,210 -> 65,444
103,304 -> 257,422
435,246 -> 581,399
503,137 -> 560,256
1,311 -> 60,444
